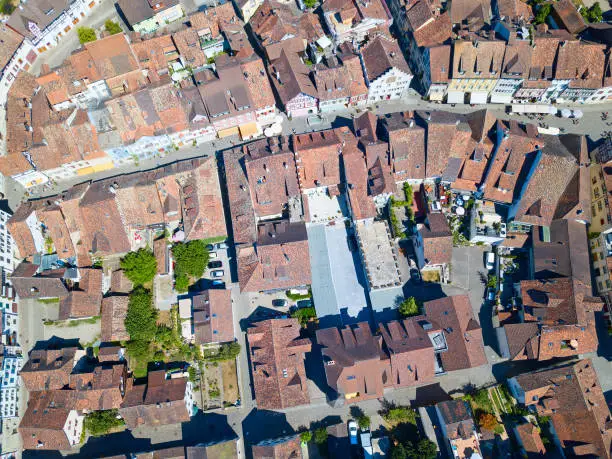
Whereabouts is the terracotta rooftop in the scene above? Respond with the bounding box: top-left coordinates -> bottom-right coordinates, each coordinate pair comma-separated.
19,390 -> 75,451
513,359 -> 612,458
238,220 -> 311,292
193,290 -> 234,345
413,11 -> 452,47
58,268 -> 103,319
552,0 -> 586,34
514,134 -> 589,227
556,40 -> 606,89
243,136 -> 300,218
20,346 -> 78,392
362,35 -> 411,82
101,296 -> 130,342
247,318 -> 311,410
293,130 -> 342,190
423,295 -> 487,371
316,322 -> 387,402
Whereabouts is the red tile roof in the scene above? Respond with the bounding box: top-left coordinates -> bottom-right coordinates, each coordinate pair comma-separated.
193,289 -> 234,344
514,359 -> 612,458
238,221 -> 311,292
101,296 -> 130,342
316,322 -> 387,402
423,295 -> 487,371
59,268 -> 103,319
20,347 -> 78,392
293,130 -> 342,190
247,318 -> 311,410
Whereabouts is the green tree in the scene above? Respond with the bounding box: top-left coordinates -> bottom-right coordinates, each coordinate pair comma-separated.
300,430 -> 312,443
0,0 -> 15,15
172,240 -> 209,278
534,3 -> 551,24
313,426 -> 328,445
587,2 -> 603,22
487,275 -> 498,289
399,297 -> 419,317
290,306 -> 317,326
390,444 -> 407,459
83,410 -> 124,437
77,26 -> 97,44
125,287 -> 157,342
303,0 -> 317,7
105,19 -> 122,35
174,272 -> 190,293
357,414 -> 371,429
407,439 -> 437,459
120,248 -> 157,286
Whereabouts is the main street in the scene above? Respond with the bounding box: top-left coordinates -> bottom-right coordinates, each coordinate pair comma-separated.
7,90 -> 612,210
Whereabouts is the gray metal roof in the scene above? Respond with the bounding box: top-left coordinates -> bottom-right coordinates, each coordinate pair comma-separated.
307,224 -> 368,327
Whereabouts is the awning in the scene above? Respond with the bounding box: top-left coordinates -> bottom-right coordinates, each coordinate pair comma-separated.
470,91 -> 488,104
92,161 -> 115,173
446,91 -> 464,104
76,166 -> 95,176
239,122 -> 259,140
217,126 -> 239,138
490,93 -> 512,104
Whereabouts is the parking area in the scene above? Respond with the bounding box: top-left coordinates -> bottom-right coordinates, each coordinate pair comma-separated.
198,243 -> 232,290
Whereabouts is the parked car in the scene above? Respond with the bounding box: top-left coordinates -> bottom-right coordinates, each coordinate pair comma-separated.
211,280 -> 224,286
485,252 -> 495,271
206,244 -> 215,251
214,242 -> 229,250
348,421 -> 358,445
487,288 -> 495,302
499,223 -> 507,238
209,251 -> 218,259
296,299 -> 313,309
208,260 -> 222,269
211,270 -> 224,278
272,299 -> 288,308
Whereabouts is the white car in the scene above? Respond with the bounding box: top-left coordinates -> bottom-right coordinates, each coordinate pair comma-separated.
485,252 -> 495,271
211,270 -> 224,278
209,251 -> 218,259
214,242 -> 229,250
348,420 -> 358,445
499,223 -> 507,238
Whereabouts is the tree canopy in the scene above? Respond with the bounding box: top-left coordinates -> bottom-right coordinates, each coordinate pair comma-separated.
172,240 -> 209,279
399,297 -> 419,317
0,0 -> 15,15
77,27 -> 97,44
313,426 -> 328,445
83,410 -> 124,437
303,0 -> 317,8
582,2 -> 603,22
105,19 -> 122,35
357,414 -> 371,429
120,248 -> 157,286
125,287 -> 157,342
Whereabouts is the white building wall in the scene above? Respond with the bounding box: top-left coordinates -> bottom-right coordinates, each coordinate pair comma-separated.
367,68 -> 413,103
63,410 -> 84,447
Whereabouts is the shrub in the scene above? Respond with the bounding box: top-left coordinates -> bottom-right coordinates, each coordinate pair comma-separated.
478,412 -> 498,431
304,0 -> 317,7
77,27 -> 97,44
105,19 -> 122,35
120,248 -> 157,286
390,444 -> 407,459
291,306 -> 316,326
201,342 -> 241,362
300,430 -> 312,443
383,406 -> 417,425
313,426 -> 328,445
399,297 -> 419,317
357,414 -> 371,429
175,272 -> 190,293
125,287 -> 157,342
83,410 -> 124,437
173,240 -> 209,279
534,4 -> 551,24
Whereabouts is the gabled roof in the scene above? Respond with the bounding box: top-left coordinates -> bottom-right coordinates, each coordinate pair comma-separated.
316,322 -> 386,400
556,40 -> 606,89
7,0 -> 68,39
58,268 -> 103,319
193,289 -> 234,344
237,221 -> 311,292
247,318 -> 311,410
423,295 -> 487,371
513,359 -> 612,459
552,0 -> 586,34
361,35 -> 411,82
20,346 -> 77,392
292,129 -> 342,190
269,49 -> 318,106
452,39 -> 506,79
